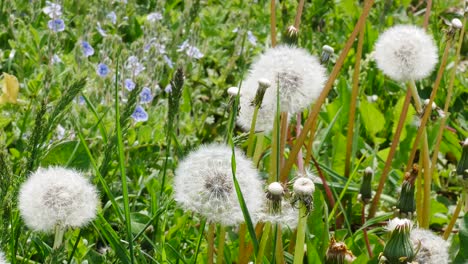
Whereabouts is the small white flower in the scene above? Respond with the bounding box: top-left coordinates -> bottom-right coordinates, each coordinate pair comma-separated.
43,2 -> 62,18
147,12 -> 163,22
410,228 -> 449,264
374,25 -> 438,81
174,143 -> 264,225
19,167 -> 99,233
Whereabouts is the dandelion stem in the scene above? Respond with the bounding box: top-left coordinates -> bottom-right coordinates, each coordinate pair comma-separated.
53,224 -> 65,250
422,0 -> 432,30
238,224 -> 247,263
279,112 -> 289,168
253,133 -> 265,166
296,113 -> 304,172
216,226 -> 226,264
368,89 -> 411,218
361,204 -> 373,258
416,159 -> 424,225
293,203 -> 307,264
247,105 -> 261,157
407,80 -> 432,228
207,223 -> 215,264
280,0 -> 375,182
294,0 -> 305,29
443,196 -> 463,240
345,14 -> 366,178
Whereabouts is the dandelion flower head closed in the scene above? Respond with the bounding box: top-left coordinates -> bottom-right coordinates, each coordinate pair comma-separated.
374,25 -> 438,82
410,228 -> 449,264
19,167 -> 99,233
174,143 -> 264,225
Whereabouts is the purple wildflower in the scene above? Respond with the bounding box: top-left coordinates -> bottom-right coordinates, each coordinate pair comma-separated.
140,87 -> 153,103
125,79 -> 136,91
131,106 -> 148,122
48,19 -> 65,32
81,41 -> 94,57
96,63 -> 109,77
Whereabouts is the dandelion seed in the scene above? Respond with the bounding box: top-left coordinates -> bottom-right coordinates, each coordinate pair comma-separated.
43,2 -> 62,18
81,41 -> 94,57
147,12 -> 163,22
18,167 -> 99,232
124,79 -> 136,91
48,19 -> 65,32
131,105 -> 148,122
126,56 -> 145,76
140,87 -> 153,103
106,11 -> 117,24
96,63 -> 109,77
174,143 -> 264,225
374,25 -> 438,81
410,228 -> 449,264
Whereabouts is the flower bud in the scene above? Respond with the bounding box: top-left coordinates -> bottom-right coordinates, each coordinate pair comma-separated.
457,138 -> 468,179
359,167 -> 373,203
325,237 -> 356,264
396,165 -> 418,219
282,25 -> 299,45
380,218 -> 415,264
320,45 -> 334,64
253,78 -> 271,107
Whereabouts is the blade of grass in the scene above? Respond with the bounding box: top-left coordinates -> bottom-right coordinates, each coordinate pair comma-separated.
114,57 -> 135,263
93,214 -> 131,263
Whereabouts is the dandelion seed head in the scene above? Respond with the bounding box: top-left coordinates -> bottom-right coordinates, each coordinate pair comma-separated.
256,201 -> 298,229
227,87 -> 240,97
174,143 -> 264,225
410,228 -> 449,264
268,182 -> 284,196
293,177 -> 315,196
374,25 -> 438,81
18,167 -> 99,233
451,18 -> 462,29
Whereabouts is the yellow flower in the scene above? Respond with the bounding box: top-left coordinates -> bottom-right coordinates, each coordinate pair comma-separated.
0,73 -> 19,104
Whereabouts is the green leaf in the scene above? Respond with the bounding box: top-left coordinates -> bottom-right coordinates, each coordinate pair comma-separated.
41,140 -> 91,170
454,213 -> 468,263
359,100 -> 385,138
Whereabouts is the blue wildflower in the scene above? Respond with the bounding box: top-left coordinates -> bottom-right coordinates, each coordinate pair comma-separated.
147,12 -> 163,22
81,41 -> 94,57
247,31 -> 257,46
43,2 -> 62,18
126,56 -> 145,76
164,84 -> 172,93
96,63 -> 109,77
131,106 -> 148,122
78,96 -> 85,105
48,19 -> 65,32
125,79 -> 136,91
163,55 -> 173,69
186,46 -> 204,59
107,11 -> 117,24
140,87 -> 153,104
51,54 -> 62,64
96,22 -> 107,37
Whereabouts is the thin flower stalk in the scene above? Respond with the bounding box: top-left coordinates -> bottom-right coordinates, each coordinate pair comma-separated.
368,90 -> 412,218
345,13 -> 366,178
216,226 -> 226,264
442,196 -> 463,240
296,113 -> 304,172
207,223 -> 215,264
294,0 -> 305,29
422,0 -> 432,30
270,0 -> 276,47
293,204 -> 307,264
281,0 -> 375,181
257,221 -> 272,262
430,16 -> 466,178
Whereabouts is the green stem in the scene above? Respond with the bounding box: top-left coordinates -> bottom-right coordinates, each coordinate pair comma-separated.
207,223 -> 215,264
216,226 -> 226,264
257,221 -> 271,262
293,203 -> 307,264
247,105 -> 260,157
53,224 -> 65,250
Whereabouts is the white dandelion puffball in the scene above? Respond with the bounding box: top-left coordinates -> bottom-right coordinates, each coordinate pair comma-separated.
256,201 -> 298,229
374,25 -> 438,82
237,45 -> 327,132
19,167 -> 99,232
237,92 -> 280,132
174,143 -> 264,226
0,252 -> 7,264
410,228 -> 449,264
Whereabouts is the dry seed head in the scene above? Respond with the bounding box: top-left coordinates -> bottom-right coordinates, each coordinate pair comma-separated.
410,228 -> 449,264
451,18 -> 462,29
268,182 -> 284,196
227,86 -> 240,97
293,177 -> 315,196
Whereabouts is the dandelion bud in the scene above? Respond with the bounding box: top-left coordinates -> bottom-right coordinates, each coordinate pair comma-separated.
451,18 -> 463,29
359,167 -> 373,204
266,182 -> 284,214
283,25 -> 299,45
253,78 -> 271,107
292,177 -> 315,213
227,86 -> 240,97
325,237 -> 356,264
396,165 -> 418,219
374,25 -> 438,82
410,228 -> 449,264
320,45 -> 334,64
18,167 -> 99,233
380,218 -> 415,264
457,138 -> 468,179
